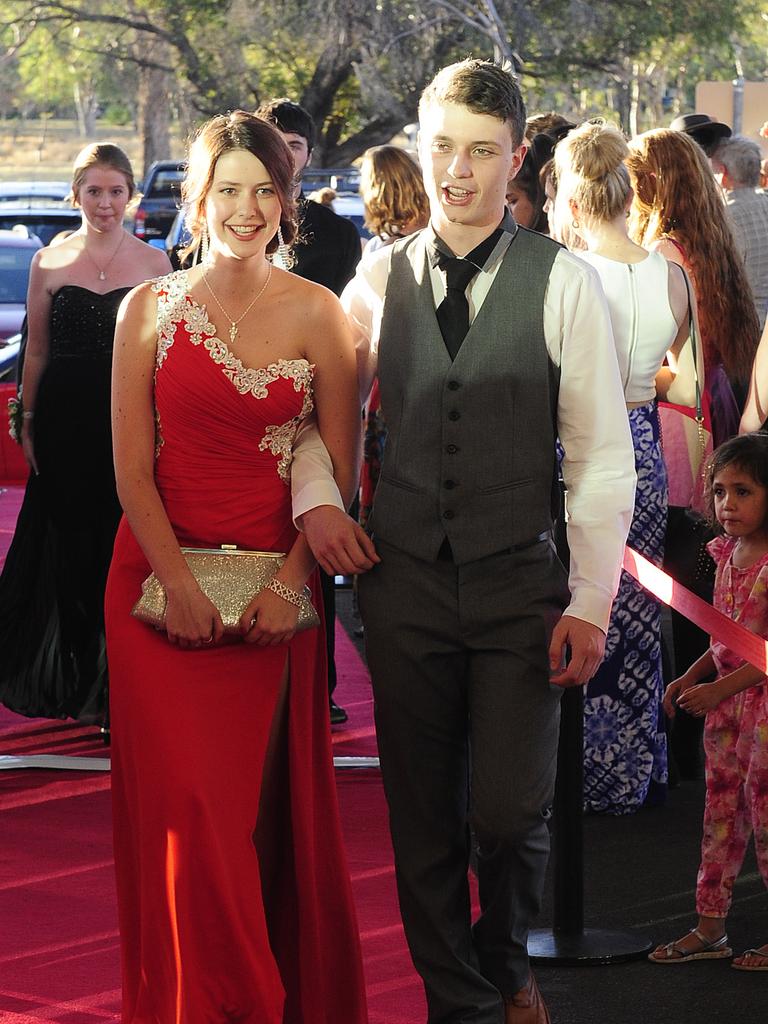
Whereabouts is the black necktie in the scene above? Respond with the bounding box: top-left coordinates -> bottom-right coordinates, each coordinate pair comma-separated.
436,258 -> 478,360
434,230 -> 503,360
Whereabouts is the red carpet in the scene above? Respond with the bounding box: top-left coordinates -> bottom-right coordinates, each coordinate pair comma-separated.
0,485 -> 425,1024
0,484 -> 24,569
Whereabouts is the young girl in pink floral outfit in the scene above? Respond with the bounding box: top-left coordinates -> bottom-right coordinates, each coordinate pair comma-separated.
650,432 -> 768,970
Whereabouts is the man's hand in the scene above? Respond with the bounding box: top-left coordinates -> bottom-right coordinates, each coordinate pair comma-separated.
548,614 -> 605,687
299,505 -> 380,575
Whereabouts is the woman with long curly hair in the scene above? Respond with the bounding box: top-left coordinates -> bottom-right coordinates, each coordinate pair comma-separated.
627,128 -> 758,427
627,128 -> 761,779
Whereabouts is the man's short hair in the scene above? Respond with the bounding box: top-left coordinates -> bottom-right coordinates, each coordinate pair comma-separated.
712,135 -> 763,188
419,59 -> 527,148
256,98 -> 316,153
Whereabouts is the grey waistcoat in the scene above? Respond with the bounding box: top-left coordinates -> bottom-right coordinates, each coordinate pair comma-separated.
369,225 -> 561,565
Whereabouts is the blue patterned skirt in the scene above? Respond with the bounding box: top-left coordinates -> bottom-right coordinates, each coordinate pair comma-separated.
582,400 -> 668,814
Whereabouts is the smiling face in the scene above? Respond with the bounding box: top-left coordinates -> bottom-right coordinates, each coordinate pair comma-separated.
713,463 -> 768,542
75,165 -> 131,233
205,148 -> 282,260
418,100 -> 524,251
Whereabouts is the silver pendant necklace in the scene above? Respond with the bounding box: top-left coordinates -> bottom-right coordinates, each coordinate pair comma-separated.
202,264 -> 273,345
83,231 -> 126,281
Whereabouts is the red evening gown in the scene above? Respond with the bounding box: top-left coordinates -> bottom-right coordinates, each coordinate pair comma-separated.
105,270 -> 367,1024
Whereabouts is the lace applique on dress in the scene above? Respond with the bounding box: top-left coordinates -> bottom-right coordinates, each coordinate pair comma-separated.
151,272 -> 315,480
152,271 -> 216,369
217,351 -> 313,402
258,364 -> 315,483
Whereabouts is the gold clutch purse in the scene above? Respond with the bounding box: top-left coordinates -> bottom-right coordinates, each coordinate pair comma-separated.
131,546 -> 320,634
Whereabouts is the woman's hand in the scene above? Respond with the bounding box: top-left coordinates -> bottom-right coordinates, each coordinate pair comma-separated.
678,681 -> 725,717
164,584 -> 225,649
21,420 -> 38,475
241,587 -> 300,646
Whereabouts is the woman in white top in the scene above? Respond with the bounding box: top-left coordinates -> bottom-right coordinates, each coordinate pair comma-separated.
553,120 -> 694,814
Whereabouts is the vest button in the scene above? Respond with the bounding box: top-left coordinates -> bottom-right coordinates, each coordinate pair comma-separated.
447,380 -> 461,390
443,509 -> 455,520
446,444 -> 459,454
444,479 -> 456,489
448,410 -> 460,421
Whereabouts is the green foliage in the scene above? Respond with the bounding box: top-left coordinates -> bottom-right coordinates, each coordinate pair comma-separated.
100,101 -> 134,125
0,0 -> 766,160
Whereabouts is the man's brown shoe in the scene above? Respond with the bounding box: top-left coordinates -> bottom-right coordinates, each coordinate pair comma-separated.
504,972 -> 551,1024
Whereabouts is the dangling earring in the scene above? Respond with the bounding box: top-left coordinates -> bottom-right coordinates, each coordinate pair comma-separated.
272,223 -> 295,270
572,218 -> 580,230
199,224 -> 210,265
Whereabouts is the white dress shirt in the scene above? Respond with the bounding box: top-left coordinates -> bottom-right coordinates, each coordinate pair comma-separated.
291,226 -> 636,633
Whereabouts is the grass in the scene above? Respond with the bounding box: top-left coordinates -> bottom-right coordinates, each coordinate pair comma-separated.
0,118 -> 184,181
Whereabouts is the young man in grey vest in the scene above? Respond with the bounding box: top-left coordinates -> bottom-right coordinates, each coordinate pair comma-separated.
291,59 -> 635,1024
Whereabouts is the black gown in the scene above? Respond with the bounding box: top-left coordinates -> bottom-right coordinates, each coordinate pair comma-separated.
0,285 -> 128,721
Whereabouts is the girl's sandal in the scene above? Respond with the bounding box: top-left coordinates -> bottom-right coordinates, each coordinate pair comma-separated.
648,928 -> 732,964
732,946 -> 768,972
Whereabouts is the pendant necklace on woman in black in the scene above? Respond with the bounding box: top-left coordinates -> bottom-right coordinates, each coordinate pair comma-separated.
83,231 -> 126,281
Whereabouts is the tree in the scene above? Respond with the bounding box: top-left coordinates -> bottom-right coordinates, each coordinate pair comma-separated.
0,1 -> 467,163
1,0 -> 766,167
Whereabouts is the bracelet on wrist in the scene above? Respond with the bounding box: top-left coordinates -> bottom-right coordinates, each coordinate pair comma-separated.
21,410 -> 35,419
266,576 -> 303,608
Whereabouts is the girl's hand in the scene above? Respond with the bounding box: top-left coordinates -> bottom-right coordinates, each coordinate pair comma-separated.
241,587 -> 299,646
21,420 -> 38,475
164,585 -> 225,649
678,681 -> 724,717
662,676 -> 691,718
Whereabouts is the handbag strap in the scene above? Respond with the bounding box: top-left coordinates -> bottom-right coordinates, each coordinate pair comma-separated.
680,269 -> 707,458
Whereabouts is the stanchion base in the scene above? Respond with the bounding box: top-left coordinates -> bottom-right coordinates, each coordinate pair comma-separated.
528,927 -> 652,966
333,756 -> 380,769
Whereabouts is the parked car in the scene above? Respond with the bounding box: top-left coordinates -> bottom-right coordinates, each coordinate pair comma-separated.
0,330 -> 21,383
133,160 -> 186,243
0,228 -> 40,341
329,193 -> 370,239
0,227 -> 39,382
300,167 -> 360,194
160,208 -> 192,271
0,180 -> 70,203
0,201 -> 81,246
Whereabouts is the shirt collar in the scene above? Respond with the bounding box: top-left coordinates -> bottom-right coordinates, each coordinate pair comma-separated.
427,210 -> 518,271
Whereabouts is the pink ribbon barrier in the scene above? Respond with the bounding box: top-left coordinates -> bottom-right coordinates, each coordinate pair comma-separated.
622,546 -> 768,674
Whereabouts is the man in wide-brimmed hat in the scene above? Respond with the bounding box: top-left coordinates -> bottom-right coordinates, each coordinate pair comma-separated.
670,112 -> 732,156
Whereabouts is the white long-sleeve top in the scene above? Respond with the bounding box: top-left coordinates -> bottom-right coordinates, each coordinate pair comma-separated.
292,227 -> 637,634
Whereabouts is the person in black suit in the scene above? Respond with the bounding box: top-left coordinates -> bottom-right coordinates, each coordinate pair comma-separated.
257,97 -> 361,725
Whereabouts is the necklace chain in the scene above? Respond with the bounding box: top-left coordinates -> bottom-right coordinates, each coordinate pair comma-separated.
82,231 -> 126,281
202,264 -> 273,345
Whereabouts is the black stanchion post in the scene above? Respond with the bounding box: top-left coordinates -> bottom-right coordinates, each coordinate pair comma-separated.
528,685 -> 652,965
552,685 -> 584,935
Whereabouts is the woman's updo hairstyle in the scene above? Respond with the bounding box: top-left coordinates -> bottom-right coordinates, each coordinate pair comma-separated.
180,110 -> 298,263
554,120 -> 631,222
68,142 -> 137,206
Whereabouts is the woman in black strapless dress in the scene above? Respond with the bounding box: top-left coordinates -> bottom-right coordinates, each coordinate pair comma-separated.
0,143 -> 170,724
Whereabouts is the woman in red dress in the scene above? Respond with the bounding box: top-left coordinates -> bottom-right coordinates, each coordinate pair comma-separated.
105,111 -> 366,1023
